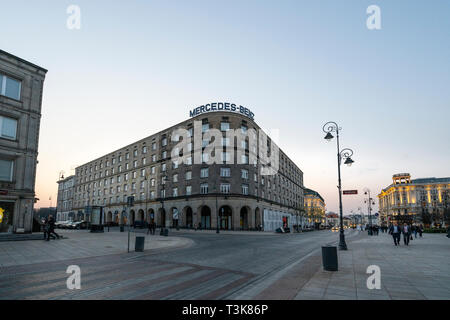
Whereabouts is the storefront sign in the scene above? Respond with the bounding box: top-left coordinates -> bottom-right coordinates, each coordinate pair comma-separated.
189,102 -> 255,120
343,190 -> 358,195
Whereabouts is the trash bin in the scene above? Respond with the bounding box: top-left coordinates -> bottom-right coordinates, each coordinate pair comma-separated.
135,236 -> 145,252
322,246 -> 338,271
163,228 -> 169,236
120,225 -> 124,232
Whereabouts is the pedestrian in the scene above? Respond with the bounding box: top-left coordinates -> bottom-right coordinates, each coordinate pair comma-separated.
147,220 -> 152,235
402,223 -> 411,246
413,225 -> 418,239
389,222 -> 401,246
43,217 -> 53,240
46,215 -> 60,241
418,224 -> 423,237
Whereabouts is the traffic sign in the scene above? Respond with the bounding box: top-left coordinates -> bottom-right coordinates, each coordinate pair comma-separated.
343,190 -> 358,195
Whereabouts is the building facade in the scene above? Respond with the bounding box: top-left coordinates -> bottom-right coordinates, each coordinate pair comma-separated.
378,173 -> 450,227
0,50 -> 47,233
56,175 -> 76,221
71,109 -> 305,231
303,188 -> 325,228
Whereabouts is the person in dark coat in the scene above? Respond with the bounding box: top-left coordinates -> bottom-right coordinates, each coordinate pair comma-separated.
389,222 -> 401,246
402,223 -> 411,246
46,215 -> 60,240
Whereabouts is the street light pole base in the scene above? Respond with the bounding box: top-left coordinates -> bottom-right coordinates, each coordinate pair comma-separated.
338,233 -> 347,250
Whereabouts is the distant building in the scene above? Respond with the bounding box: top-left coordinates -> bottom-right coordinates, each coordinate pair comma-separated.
56,175 -> 76,221
378,173 -> 450,227
325,212 -> 339,226
304,188 -> 325,228
0,50 -> 47,233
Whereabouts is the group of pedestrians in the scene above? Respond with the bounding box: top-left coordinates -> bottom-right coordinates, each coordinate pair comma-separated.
146,221 -> 157,235
388,222 -> 423,246
43,215 -> 61,241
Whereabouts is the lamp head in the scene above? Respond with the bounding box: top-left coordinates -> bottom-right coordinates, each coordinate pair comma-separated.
324,132 -> 334,141
344,157 -> 354,167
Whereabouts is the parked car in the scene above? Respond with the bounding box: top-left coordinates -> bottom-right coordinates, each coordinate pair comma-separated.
69,221 -> 88,230
55,220 -> 71,229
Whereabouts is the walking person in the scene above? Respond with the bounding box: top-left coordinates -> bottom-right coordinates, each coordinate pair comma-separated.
46,215 -> 60,241
418,224 -> 423,237
402,223 -> 411,246
413,225 -> 418,239
389,222 -> 401,246
147,220 -> 152,235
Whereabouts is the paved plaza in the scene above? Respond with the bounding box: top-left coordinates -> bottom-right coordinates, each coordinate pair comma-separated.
0,228 -> 448,300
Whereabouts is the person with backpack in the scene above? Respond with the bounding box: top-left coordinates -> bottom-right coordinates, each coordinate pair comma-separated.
46,215 -> 61,241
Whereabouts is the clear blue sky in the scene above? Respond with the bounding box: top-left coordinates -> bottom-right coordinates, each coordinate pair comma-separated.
1,0 -> 449,213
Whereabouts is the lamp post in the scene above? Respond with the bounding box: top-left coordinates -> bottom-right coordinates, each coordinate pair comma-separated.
364,188 -> 375,235
323,121 -> 355,251
160,176 -> 168,233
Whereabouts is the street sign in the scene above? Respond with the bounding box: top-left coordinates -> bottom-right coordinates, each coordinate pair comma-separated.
343,190 -> 358,195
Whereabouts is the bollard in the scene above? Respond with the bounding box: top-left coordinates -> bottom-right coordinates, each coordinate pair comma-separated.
322,246 -> 338,271
135,236 -> 145,252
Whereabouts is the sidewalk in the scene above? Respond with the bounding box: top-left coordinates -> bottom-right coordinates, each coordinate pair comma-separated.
0,229 -> 193,267
255,232 -> 450,300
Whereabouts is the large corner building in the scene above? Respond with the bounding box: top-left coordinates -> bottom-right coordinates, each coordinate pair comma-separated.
0,50 -> 47,233
68,107 -> 305,231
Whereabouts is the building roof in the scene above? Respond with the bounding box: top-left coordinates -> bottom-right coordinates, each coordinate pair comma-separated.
0,49 -> 48,73
379,175 -> 450,194
304,188 -> 324,202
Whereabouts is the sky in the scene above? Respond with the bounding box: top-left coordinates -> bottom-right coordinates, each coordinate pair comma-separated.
1,0 -> 449,214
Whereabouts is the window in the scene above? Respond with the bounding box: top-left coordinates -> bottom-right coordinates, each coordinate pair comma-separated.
200,183 -> 209,194
132,182 -> 136,190
117,175 -> 122,183
162,151 -> 167,159
172,188 -> 178,197
142,146 -> 147,154
186,185 -> 192,195
142,158 -> 147,165
151,166 -> 155,174
162,137 -> 167,146
125,163 -> 129,170
119,155 -> 122,162
202,139 -> 209,148
254,174 -> 258,182
151,178 -> 155,187
150,191 -> 155,199
186,171 -> 192,180
133,149 -> 138,157
125,153 -> 130,160
220,122 -> 230,131
220,183 -> 230,194
200,168 -> 209,178
202,153 -> 209,163
152,142 -> 157,150
118,165 -> 122,173
161,189 -> 166,198
173,160 -> 179,169
202,123 -> 209,133
241,125 -> 248,133
132,171 -> 137,179
141,169 -> 146,177
125,173 -> 129,181
124,184 -> 128,191
186,156 -> 192,165
222,137 -> 230,147
173,174 -> 178,183
0,159 -> 14,181
188,127 -> 193,137
241,169 -> 248,179
152,154 -> 156,162
242,184 -> 249,195
117,186 -> 121,193
0,116 -> 18,140
220,167 -> 231,177
0,74 -> 21,100
133,160 -> 137,168
241,154 -> 249,164
162,163 -> 166,172
221,152 -> 230,162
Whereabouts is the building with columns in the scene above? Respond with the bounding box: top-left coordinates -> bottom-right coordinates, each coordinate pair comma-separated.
71,107 -> 305,231
303,188 -> 325,228
378,173 -> 450,227
0,50 -> 47,233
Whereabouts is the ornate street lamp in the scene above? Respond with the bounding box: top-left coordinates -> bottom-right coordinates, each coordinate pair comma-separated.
323,121 -> 355,250
364,188 -> 376,235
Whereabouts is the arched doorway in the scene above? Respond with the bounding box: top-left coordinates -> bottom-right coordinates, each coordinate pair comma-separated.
200,206 -> 211,229
158,208 -> 166,227
219,205 -> 233,230
121,211 -> 127,225
240,207 -> 249,230
114,211 -> 120,225
184,207 -> 193,228
255,207 -> 261,230
171,207 -> 179,228
107,211 -> 113,224
148,209 -> 155,223
137,209 -> 144,221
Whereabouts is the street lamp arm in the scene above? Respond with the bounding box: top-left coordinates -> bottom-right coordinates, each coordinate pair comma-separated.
339,148 -> 354,160
322,121 -> 339,134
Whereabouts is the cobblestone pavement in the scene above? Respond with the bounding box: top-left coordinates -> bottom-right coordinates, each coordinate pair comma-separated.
0,229 -> 359,300
255,231 -> 450,300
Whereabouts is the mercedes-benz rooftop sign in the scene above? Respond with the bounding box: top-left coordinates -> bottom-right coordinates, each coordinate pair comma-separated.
189,102 -> 255,120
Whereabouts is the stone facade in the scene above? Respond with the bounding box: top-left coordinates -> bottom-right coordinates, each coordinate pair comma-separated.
56,175 -> 75,221
304,188 -> 326,227
378,173 -> 450,227
0,50 -> 47,233
72,110 -> 305,231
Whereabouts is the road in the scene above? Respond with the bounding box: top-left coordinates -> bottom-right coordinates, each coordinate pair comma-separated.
0,229 -> 359,300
